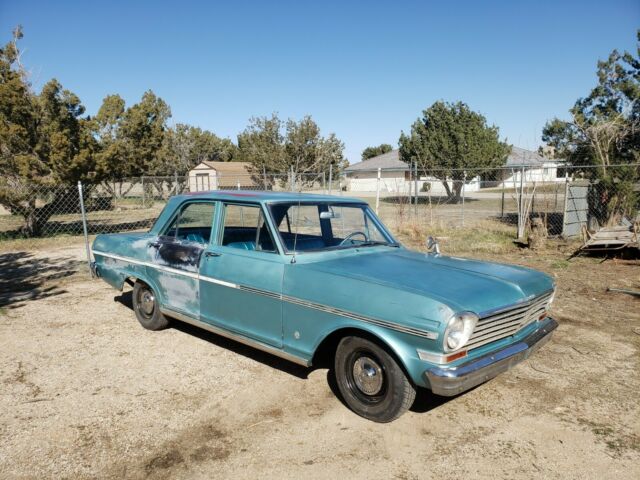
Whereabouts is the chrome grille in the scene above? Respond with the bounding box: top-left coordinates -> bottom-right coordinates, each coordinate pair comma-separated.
466,291 -> 554,351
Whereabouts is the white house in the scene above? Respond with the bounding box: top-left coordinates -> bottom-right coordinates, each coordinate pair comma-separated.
344,147 -> 564,193
188,161 -> 257,192
497,146 -> 565,187
344,150 -> 481,194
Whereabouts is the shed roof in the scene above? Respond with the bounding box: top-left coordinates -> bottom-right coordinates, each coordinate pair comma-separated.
198,161 -> 252,174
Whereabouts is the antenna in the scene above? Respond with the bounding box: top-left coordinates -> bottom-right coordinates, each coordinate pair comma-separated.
291,192 -> 301,264
291,158 -> 302,264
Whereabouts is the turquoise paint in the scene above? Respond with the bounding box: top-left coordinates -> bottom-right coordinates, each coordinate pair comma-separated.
200,246 -> 286,348
92,191 -> 556,390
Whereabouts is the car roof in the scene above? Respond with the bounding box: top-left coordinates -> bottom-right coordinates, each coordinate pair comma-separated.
177,190 -> 366,204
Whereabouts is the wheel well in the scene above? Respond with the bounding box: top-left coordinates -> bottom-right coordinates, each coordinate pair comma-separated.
312,328 -> 410,380
124,276 -> 137,288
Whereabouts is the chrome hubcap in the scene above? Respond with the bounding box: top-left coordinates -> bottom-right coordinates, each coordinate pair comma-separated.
352,356 -> 383,396
140,290 -> 155,316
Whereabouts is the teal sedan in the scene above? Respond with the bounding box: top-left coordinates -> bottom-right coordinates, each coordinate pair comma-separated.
91,191 -> 557,422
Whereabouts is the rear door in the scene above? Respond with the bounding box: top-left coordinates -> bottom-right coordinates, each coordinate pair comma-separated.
146,201 -> 216,318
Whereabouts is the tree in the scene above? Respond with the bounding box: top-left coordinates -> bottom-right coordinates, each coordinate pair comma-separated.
237,114 -> 346,186
93,94 -> 126,180
161,123 -> 237,177
399,101 -> 511,202
237,114 -> 287,174
361,143 -> 393,160
542,30 -> 639,223
0,27 -> 97,235
118,90 -> 171,177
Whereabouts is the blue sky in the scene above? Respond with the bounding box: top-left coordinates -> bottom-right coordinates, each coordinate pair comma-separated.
1,0 -> 638,162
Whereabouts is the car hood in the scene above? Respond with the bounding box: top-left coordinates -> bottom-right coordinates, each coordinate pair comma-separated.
298,248 -> 554,315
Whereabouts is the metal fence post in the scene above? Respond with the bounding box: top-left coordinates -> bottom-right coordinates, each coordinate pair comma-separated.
516,165 -> 525,238
375,167 -> 381,215
328,164 -> 333,195
237,178 -> 240,190
414,161 -> 418,219
141,175 -> 145,208
461,173 -> 466,227
263,166 -> 267,190
77,181 -> 92,276
290,166 -> 294,192
500,180 -> 505,218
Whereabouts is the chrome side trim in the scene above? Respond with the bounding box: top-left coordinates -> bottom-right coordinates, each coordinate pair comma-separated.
94,250 -> 439,340
281,294 -> 439,340
160,307 -> 311,367
199,275 -> 238,289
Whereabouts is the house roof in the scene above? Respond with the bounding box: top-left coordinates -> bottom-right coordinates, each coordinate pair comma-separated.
345,150 -> 406,172
505,146 -> 548,167
345,146 -> 554,172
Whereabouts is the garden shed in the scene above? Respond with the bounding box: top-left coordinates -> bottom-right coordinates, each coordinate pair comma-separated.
188,161 -> 256,192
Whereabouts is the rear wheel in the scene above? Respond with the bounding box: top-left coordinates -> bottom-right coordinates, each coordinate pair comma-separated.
334,336 -> 415,422
132,281 -> 169,330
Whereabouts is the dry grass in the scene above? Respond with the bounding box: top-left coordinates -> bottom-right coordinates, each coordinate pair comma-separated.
395,218 -> 520,254
0,234 -> 89,253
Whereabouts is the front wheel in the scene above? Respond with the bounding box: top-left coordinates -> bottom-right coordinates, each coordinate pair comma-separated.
132,281 -> 169,330
334,336 -> 416,422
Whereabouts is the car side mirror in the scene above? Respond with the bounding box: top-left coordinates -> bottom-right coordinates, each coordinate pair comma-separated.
426,236 -> 440,255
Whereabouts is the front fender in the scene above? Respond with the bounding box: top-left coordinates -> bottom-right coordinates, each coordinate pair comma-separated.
317,322 -> 435,388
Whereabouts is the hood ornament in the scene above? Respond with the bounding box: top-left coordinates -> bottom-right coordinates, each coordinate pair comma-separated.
426,236 -> 440,255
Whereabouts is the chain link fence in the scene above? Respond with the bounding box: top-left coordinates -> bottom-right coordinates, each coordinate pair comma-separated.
1,164 -> 638,249
342,164 -> 639,239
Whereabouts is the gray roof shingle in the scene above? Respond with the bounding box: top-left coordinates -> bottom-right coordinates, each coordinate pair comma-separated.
345,146 -> 551,172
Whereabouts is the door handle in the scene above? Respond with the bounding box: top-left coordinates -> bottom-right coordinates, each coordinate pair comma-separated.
204,251 -> 221,258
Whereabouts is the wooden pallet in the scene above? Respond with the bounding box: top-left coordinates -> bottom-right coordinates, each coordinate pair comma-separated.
580,224 -> 639,252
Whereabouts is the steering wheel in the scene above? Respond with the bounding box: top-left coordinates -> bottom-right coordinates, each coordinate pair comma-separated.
339,231 -> 368,246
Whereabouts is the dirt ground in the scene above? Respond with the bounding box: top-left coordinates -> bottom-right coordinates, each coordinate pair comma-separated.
1,241 -> 639,479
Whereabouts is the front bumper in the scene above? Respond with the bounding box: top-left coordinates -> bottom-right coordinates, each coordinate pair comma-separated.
425,317 -> 558,396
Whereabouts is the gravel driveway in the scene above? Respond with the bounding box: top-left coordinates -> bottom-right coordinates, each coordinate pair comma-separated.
1,244 -> 638,479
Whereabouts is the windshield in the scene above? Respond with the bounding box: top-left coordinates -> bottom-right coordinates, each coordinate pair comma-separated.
268,202 -> 397,253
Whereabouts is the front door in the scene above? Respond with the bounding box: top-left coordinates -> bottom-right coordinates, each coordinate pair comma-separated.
146,201 -> 216,319
200,203 -> 284,347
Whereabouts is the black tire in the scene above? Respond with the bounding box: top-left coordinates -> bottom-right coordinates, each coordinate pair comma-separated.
132,281 -> 169,331
334,336 -> 416,422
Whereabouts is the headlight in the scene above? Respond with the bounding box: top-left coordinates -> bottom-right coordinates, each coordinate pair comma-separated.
443,311 -> 479,352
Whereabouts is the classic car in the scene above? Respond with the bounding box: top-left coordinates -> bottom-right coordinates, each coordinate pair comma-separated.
91,191 -> 557,422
